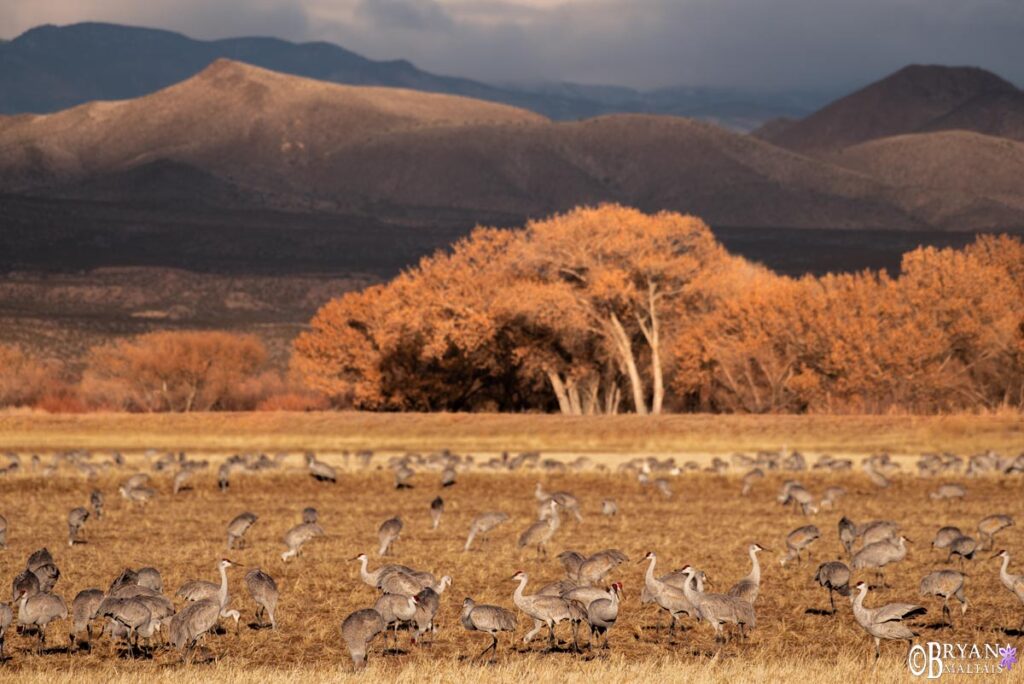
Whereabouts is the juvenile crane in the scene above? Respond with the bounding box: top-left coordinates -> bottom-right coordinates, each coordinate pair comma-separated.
461,598 -> 517,662
518,501 -> 560,558
977,515 -> 1013,551
511,571 -> 579,651
170,598 -> 221,664
70,588 -> 105,649
306,452 -> 336,483
16,589 -> 68,654
680,566 -> 756,643
852,536 -> 910,587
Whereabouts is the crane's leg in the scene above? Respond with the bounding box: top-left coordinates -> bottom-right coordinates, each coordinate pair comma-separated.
828,588 -> 836,614
547,622 -> 556,651
874,637 -> 881,662
523,619 -> 543,645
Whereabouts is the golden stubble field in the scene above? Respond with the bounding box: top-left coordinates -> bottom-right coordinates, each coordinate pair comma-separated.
1,442 -> 1023,683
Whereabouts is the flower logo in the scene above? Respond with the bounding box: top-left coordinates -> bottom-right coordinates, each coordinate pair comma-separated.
1000,646 -> 1017,671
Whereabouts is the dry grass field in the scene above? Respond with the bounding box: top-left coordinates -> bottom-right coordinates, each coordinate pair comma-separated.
0,414 -> 1022,683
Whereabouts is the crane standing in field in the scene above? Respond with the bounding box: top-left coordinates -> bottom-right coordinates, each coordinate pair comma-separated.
853,536 -> 910,588
377,517 -> 403,557
464,512 -> 510,552
226,512 -> 257,550
341,608 -> 385,669
15,589 -> 68,654
281,522 -> 325,561
919,570 -> 968,628
728,543 -> 767,604
429,497 -> 444,530
176,558 -> 241,632
782,526 -> 820,566
245,568 -> 279,630
992,550 -> 1024,630
814,561 -> 851,615
850,581 -> 926,661
511,571 -> 580,651
461,598 -> 517,662
170,598 -> 221,664
67,507 -> 89,546
518,501 -> 560,559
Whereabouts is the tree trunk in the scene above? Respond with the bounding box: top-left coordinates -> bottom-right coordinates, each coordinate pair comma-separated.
547,372 -> 574,415
608,312 -> 648,414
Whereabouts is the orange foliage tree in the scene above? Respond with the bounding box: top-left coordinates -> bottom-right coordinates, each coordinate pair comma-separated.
82,331 -> 268,412
0,344 -> 64,408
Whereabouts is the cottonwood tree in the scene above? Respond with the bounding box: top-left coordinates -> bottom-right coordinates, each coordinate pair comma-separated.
83,331 -> 267,412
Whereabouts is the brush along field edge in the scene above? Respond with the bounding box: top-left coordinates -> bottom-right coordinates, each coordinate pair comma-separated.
0,412 -> 1020,457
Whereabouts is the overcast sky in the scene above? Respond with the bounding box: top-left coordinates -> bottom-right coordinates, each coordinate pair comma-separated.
2,0 -> 1023,90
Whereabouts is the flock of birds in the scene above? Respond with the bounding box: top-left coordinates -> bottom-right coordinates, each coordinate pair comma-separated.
0,446 -> 1022,669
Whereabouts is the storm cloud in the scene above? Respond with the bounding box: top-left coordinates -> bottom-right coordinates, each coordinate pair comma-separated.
2,0 -> 1022,90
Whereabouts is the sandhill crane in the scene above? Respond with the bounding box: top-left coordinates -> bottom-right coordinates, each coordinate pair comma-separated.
992,550 -> 1024,630
341,608 -> 384,669
814,561 -> 851,614
281,522 -> 325,561
679,566 -> 755,643
850,581 -> 925,660
535,483 -> 583,523
977,514 -> 1013,551
947,535 -> 977,566
654,478 -> 673,499
782,525 -> 820,566
518,500 -> 560,558
136,567 -> 163,593
860,520 -> 899,546
98,597 -> 153,655
464,512 -> 509,551
601,499 -> 618,516
352,553 -> 412,588
172,468 -> 193,495
440,465 -> 456,487
930,483 -> 967,501
16,589 -> 68,653
574,582 -> 621,648
378,570 -> 447,597
27,547 -> 54,572
218,463 -> 231,491
839,517 -> 858,557
302,507 -> 318,524
13,570 -> 40,602
511,571 -> 579,651
119,484 -> 155,506
741,468 -> 763,496
0,600 -> 10,660
853,536 -> 910,587
378,517 -> 403,556
0,513 -> 6,548
170,598 -> 221,664
461,598 -> 517,662
919,570 -> 968,628
564,549 -> 629,586
226,512 -> 257,550
373,593 -> 418,650
932,526 -> 962,552
89,490 -> 103,519
394,464 -> 415,489
306,452 -> 336,483
411,579 -> 450,643
430,497 -> 444,530
728,543 -> 767,603
33,563 -> 60,593
640,552 -> 698,639
865,463 -> 891,488
70,588 -> 104,649
245,568 -> 278,629
176,558 -> 241,632
821,486 -> 846,508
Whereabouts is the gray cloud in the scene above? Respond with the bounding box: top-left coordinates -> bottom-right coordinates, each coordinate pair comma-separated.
2,0 -> 1023,90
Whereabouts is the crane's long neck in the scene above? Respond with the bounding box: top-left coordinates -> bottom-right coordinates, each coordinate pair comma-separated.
749,549 -> 761,584
217,564 -> 229,607
513,576 -> 529,607
682,571 -> 701,605
358,557 -> 372,584
550,506 -> 561,531
851,584 -> 869,622
1000,555 -> 1014,588
18,592 -> 28,614
437,577 -> 451,594
644,556 -> 657,589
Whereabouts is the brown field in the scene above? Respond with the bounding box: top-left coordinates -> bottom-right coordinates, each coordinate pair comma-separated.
0,414 -> 1022,682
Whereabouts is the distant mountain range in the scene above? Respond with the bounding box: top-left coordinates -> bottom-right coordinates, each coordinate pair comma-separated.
0,22 -> 828,129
